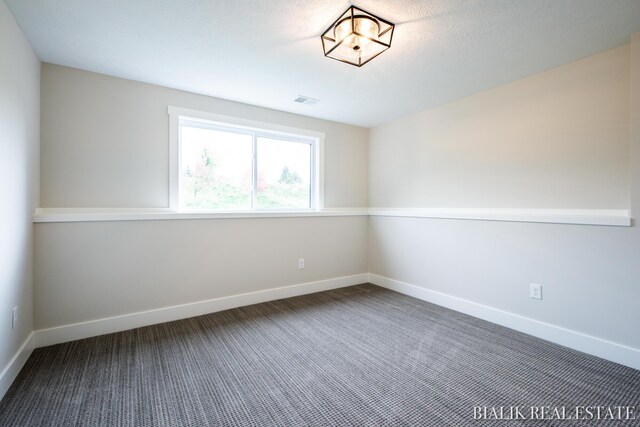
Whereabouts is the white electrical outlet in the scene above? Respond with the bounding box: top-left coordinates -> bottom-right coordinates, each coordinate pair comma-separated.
530,283 -> 542,300
12,306 -> 17,329
298,258 -> 305,269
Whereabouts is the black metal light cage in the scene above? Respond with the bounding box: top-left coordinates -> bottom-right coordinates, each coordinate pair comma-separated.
321,6 -> 395,67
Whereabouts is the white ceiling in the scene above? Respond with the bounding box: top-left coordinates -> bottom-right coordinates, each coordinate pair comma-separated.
5,0 -> 640,127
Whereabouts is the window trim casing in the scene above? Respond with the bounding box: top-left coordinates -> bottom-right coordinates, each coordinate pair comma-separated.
168,106 -> 325,212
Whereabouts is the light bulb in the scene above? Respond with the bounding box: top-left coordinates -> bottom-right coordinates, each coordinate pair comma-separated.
334,15 -> 380,52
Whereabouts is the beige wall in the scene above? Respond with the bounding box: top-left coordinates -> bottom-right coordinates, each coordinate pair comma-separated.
368,43 -> 640,350
370,46 -> 630,209
0,1 -> 39,372
35,65 -> 370,330
632,34 -> 640,216
35,216 -> 367,329
41,64 -> 369,208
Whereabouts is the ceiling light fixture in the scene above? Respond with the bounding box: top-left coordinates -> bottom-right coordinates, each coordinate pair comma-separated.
321,6 -> 395,67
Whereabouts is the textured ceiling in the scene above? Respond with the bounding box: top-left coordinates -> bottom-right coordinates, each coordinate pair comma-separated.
5,0 -> 640,127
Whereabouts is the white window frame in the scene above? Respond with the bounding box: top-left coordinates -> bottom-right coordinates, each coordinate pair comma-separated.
168,106 -> 324,212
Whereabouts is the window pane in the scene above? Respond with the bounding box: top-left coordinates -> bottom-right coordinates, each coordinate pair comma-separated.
256,137 -> 311,209
180,125 -> 252,210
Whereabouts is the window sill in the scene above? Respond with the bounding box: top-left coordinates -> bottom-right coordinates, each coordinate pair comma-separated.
33,207 -> 631,226
33,208 -> 369,223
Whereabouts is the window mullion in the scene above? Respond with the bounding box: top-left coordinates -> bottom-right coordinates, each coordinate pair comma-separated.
251,133 -> 258,210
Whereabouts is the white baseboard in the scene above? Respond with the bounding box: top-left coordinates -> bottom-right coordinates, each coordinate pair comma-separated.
35,273 -> 368,348
0,332 -> 35,401
368,273 -> 640,371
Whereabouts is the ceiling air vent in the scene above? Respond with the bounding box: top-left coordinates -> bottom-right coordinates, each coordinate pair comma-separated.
294,96 -> 320,105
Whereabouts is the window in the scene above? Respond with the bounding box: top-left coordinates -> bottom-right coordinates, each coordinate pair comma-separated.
169,107 -> 323,211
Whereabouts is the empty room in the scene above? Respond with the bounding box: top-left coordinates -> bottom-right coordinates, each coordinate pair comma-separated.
1,0 -> 640,425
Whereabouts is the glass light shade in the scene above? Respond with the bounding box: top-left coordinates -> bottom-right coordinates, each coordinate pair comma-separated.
334,15 -> 380,51
321,6 -> 395,67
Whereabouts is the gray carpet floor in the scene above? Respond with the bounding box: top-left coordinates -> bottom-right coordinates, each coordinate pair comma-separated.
0,284 -> 639,426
